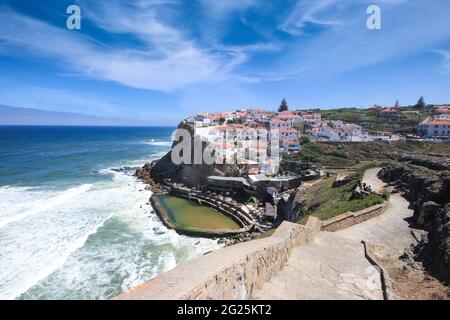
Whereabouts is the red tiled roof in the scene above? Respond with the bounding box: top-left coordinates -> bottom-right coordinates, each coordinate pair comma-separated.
423,120 -> 450,125
270,118 -> 288,123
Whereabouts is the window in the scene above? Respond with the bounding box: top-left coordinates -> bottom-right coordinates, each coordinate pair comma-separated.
434,130 -> 438,135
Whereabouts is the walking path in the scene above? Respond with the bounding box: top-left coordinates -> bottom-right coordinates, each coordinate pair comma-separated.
361,167 -> 385,194
254,232 -> 383,300
255,168 -> 417,300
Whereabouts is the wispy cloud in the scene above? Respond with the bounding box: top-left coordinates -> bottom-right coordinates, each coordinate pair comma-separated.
280,0 -> 345,36
0,8 -> 230,91
278,0 -> 450,78
435,50 -> 450,74
0,1 -> 282,92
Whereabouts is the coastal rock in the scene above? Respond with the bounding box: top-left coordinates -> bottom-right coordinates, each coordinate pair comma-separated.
140,121 -> 236,188
379,158 -> 450,284
276,190 -> 303,225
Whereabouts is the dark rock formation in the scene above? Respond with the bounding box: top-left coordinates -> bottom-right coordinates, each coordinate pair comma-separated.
137,121 -> 237,190
417,204 -> 450,283
276,190 -> 303,225
379,155 -> 450,283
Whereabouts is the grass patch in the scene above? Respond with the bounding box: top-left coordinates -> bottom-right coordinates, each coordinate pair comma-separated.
298,169 -> 385,222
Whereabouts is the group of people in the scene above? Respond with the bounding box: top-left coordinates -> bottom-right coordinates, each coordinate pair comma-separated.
358,182 -> 372,193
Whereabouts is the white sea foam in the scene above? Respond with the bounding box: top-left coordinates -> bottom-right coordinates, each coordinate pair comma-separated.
0,184 -> 92,229
0,170 -> 220,300
144,140 -> 172,146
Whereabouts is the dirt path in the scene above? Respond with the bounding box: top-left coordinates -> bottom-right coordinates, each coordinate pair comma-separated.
338,168 -> 448,299
361,167 -> 385,194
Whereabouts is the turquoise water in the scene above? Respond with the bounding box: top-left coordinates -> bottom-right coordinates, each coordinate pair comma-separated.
0,126 -> 221,300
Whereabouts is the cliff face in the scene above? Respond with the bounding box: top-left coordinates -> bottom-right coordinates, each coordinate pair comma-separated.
276,190 -> 303,225
139,121 -> 237,188
379,155 -> 450,283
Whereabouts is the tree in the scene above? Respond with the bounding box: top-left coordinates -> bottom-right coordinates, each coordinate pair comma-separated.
299,136 -> 310,145
416,96 -> 426,109
278,98 -> 289,112
395,99 -> 400,108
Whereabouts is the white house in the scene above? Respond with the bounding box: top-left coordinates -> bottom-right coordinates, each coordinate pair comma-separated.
419,118 -> 450,138
270,118 -> 291,131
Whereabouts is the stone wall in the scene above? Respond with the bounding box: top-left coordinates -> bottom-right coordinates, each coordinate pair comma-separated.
170,186 -> 255,227
151,194 -> 249,238
321,202 -> 388,232
115,217 -> 322,300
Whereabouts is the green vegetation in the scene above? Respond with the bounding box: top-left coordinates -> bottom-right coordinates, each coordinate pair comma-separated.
282,140 -> 450,171
316,105 -> 432,134
298,169 -> 385,221
278,97 -> 289,112
416,96 -> 426,109
299,136 -> 310,145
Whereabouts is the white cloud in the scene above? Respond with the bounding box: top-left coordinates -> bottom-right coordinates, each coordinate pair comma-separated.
280,0 -> 345,36
0,2 -> 281,92
278,0 -> 450,78
435,50 -> 450,74
0,8 -> 232,92
280,0 -> 410,36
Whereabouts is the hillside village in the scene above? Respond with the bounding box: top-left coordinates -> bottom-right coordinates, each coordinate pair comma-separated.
138,100 -> 449,242
184,100 -> 449,176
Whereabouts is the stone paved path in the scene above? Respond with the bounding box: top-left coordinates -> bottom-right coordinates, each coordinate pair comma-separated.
254,232 -> 383,300
255,168 -> 417,300
337,193 -> 415,254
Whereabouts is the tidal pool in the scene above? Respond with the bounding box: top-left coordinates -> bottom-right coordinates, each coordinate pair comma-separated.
153,195 -> 241,230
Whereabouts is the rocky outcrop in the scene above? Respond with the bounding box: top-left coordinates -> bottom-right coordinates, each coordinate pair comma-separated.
414,204 -> 450,284
137,121 -> 237,189
275,190 -> 303,225
379,155 -> 450,283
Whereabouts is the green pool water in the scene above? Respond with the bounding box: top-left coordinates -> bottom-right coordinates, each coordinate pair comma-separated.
153,195 -> 241,230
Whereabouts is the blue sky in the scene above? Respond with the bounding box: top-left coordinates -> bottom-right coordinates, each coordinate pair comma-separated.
0,0 -> 450,125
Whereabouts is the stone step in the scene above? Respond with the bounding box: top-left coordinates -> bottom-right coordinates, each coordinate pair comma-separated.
253,232 -> 383,300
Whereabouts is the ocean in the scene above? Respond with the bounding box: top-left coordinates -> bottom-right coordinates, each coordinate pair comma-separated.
0,126 -> 221,300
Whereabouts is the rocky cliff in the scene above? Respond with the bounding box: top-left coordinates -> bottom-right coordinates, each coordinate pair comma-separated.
136,121 -> 237,190
379,155 -> 450,283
